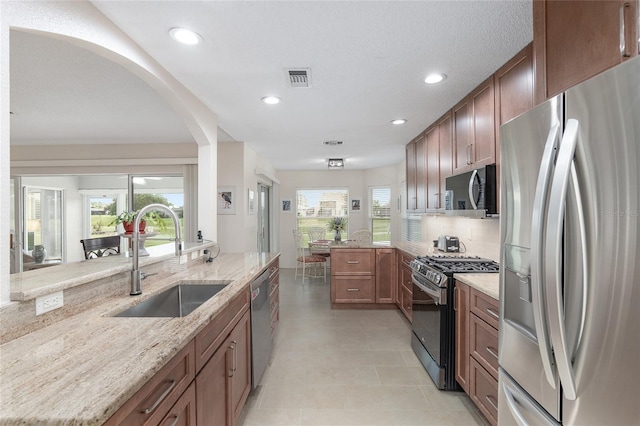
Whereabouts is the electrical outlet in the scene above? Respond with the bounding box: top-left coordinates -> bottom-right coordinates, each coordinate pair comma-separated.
191,251 -> 198,260
180,254 -> 188,265
35,291 -> 64,316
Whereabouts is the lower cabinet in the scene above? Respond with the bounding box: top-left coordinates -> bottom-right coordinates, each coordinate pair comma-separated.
396,251 -> 413,322
455,281 -> 499,426
196,309 -> 251,426
331,248 -> 396,306
106,287 -> 252,426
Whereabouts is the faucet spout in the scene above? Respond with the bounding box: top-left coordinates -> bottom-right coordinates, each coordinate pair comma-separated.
130,203 -> 182,295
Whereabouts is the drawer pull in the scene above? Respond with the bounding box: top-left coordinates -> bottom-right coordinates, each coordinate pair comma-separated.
486,307 -> 499,320
167,414 -> 180,426
141,380 -> 176,414
486,394 -> 498,411
486,346 -> 499,360
347,288 -> 360,292
346,260 -> 360,264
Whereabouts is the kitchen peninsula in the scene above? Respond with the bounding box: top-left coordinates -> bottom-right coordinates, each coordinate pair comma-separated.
0,244 -> 279,425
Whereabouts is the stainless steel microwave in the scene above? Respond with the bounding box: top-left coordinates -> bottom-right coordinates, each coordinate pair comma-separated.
444,164 -> 497,214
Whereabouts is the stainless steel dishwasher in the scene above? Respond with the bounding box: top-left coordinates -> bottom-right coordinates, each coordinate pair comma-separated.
250,270 -> 272,388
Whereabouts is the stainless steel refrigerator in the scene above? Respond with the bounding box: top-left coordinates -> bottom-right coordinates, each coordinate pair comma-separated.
498,56 -> 640,425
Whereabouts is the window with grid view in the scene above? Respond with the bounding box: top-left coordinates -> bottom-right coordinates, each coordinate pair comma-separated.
296,189 -> 349,244
371,186 -> 391,243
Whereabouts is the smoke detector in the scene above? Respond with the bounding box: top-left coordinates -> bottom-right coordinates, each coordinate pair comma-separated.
286,68 -> 312,88
323,140 -> 343,146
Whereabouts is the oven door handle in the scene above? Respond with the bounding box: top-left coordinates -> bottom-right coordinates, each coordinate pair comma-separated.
412,275 -> 443,304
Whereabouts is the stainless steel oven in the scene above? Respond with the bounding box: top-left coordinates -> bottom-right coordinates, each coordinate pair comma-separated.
410,255 -> 499,390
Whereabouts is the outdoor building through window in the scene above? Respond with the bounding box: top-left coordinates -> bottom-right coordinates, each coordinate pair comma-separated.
296,189 -> 349,243
370,186 -> 391,244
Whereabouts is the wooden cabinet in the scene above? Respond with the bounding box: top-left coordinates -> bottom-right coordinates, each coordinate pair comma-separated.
437,111 -> 453,209
268,258 -> 280,337
396,251 -> 413,322
455,281 -> 499,426
406,133 -> 427,212
105,342 -> 196,426
425,125 -> 440,209
375,248 -> 396,303
196,309 -> 251,426
533,0 -> 639,103
454,281 -> 470,394
452,75 -> 496,174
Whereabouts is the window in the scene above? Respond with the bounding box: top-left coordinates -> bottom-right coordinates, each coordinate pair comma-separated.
24,187 -> 64,260
370,186 -> 391,244
296,189 -> 348,243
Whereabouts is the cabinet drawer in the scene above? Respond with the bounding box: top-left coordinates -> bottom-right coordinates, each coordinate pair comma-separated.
195,288 -> 250,372
105,341 -> 195,426
470,313 -> 499,379
470,288 -> 499,329
331,249 -> 375,275
470,357 -> 498,426
332,276 -> 375,303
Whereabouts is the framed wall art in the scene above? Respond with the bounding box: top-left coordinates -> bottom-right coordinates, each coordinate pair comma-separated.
281,199 -> 292,213
217,186 -> 236,215
351,199 -> 361,211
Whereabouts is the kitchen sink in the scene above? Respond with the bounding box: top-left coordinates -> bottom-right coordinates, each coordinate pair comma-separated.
114,280 -> 232,318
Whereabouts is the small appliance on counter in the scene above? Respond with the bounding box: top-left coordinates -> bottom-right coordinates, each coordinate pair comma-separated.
437,235 -> 460,252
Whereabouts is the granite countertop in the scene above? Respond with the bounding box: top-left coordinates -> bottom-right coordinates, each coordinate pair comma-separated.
454,273 -> 500,300
0,252 -> 279,425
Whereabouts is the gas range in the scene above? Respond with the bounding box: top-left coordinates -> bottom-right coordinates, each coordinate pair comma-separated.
410,255 -> 499,288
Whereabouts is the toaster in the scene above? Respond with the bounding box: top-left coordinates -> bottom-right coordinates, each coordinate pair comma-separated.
437,235 -> 460,252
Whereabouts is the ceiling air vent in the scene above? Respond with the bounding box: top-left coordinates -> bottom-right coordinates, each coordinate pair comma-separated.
323,140 -> 343,146
286,68 -> 311,88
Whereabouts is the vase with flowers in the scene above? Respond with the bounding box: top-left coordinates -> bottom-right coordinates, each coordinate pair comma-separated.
326,217 -> 348,241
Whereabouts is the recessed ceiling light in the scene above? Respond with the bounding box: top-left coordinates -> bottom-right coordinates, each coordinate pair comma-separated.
424,73 -> 447,84
262,96 -> 282,105
169,27 -> 202,45
391,119 -> 407,125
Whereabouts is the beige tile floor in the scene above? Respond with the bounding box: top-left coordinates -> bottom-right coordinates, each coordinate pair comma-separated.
238,268 -> 489,426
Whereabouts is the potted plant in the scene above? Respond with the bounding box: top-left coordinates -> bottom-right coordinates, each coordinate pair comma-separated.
326,217 -> 348,241
111,210 -> 166,234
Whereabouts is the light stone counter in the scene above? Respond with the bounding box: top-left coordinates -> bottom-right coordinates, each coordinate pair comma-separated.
453,273 -> 500,300
0,252 -> 279,425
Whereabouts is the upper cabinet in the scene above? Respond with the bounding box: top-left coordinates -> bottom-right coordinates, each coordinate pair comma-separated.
437,111 -> 453,210
453,76 -> 496,174
533,0 -> 639,103
425,124 -> 440,209
406,133 -> 427,212
494,43 -> 535,164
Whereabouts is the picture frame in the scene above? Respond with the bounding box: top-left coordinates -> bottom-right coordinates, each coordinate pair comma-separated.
217,186 -> 236,215
281,199 -> 292,213
248,188 -> 255,215
351,199 -> 361,211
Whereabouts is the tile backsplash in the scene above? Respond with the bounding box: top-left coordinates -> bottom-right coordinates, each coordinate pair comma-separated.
419,214 -> 500,261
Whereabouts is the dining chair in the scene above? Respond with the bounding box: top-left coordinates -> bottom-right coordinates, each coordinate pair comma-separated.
350,228 -> 373,243
307,227 -> 326,243
80,236 -> 121,259
293,230 -> 327,282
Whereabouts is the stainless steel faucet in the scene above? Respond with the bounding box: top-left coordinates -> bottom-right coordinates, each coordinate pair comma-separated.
130,203 -> 182,295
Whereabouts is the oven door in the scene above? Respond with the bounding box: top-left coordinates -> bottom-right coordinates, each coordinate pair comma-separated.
411,274 -> 446,365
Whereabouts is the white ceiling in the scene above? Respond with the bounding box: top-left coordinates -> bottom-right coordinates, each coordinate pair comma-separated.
10,1 -> 533,171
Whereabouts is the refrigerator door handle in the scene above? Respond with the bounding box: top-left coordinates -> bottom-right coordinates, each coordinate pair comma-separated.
468,169 -> 479,210
530,122 -> 561,388
544,118 -> 580,400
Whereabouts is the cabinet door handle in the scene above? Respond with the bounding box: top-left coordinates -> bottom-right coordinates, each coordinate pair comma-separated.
346,260 -> 360,264
347,288 -> 360,292
486,307 -> 499,320
232,340 -> 238,373
228,342 -> 236,377
486,346 -> 499,360
165,414 -> 180,426
140,380 -> 176,414
620,2 -> 631,57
